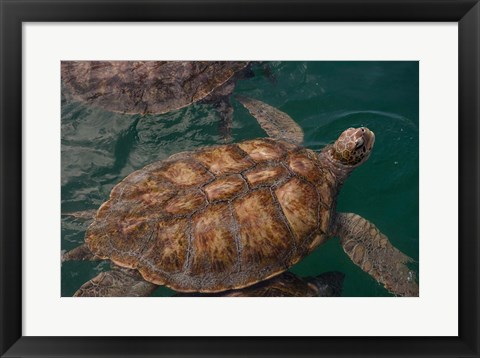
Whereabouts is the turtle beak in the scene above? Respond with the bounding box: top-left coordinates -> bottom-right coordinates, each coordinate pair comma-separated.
362,127 -> 375,151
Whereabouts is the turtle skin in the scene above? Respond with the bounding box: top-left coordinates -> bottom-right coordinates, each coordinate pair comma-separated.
86,138 -> 339,293
61,61 -> 250,115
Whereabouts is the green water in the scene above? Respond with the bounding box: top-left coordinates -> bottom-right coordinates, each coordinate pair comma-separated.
61,61 -> 419,297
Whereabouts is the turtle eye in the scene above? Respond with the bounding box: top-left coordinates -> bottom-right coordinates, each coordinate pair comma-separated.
355,137 -> 364,149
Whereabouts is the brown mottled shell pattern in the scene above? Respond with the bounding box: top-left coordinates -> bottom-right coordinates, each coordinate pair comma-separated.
61,61 -> 249,115
86,138 -> 338,292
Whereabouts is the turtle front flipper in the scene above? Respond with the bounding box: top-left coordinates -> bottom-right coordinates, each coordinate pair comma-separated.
334,212 -> 419,297
236,96 -> 304,144
74,266 -> 158,297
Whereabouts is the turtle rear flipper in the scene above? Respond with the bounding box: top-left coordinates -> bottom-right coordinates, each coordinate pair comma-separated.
236,96 -> 304,144
200,80 -> 236,143
213,97 -> 234,143
62,243 -> 100,262
335,212 -> 419,297
74,266 -> 158,297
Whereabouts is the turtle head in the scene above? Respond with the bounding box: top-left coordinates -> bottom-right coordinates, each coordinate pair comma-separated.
306,271 -> 345,297
332,127 -> 375,166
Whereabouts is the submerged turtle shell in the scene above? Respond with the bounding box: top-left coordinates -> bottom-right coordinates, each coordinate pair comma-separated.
176,271 -> 345,297
86,138 -> 339,292
61,61 -> 249,114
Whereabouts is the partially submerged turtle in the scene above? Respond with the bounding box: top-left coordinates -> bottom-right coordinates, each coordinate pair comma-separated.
177,271 -> 345,297
61,61 -> 249,115
61,61 -> 251,139
63,97 -> 418,297
73,269 -> 344,297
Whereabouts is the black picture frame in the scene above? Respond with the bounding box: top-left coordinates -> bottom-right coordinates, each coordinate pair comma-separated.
1,1 -> 479,357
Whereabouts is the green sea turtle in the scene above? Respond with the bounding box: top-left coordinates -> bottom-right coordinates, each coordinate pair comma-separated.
72,269 -> 344,297
63,97 -> 418,297
177,271 -> 345,297
61,61 -> 251,139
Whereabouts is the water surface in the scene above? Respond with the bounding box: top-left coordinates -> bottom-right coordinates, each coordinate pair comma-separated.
61,61 -> 419,297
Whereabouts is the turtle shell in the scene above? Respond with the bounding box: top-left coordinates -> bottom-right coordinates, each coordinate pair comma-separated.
176,272 -> 341,297
61,61 -> 249,115
86,138 -> 338,292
